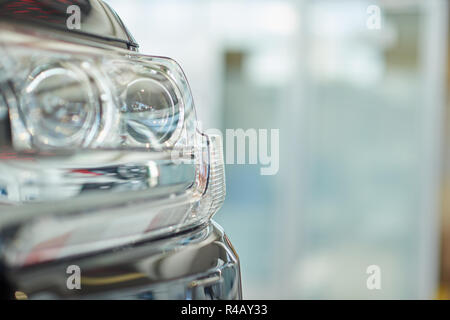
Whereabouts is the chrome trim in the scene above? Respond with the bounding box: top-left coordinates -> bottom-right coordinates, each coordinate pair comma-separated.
2,221 -> 242,300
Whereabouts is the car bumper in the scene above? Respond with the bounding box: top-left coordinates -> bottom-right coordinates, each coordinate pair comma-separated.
2,221 -> 242,300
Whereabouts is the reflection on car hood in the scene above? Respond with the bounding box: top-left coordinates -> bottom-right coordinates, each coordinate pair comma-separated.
0,0 -> 138,49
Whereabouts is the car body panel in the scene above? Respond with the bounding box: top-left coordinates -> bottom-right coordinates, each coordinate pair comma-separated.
3,221 -> 242,300
0,0 -> 138,49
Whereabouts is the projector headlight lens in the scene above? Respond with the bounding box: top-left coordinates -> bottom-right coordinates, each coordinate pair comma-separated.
22,64 -> 101,148
124,78 -> 179,144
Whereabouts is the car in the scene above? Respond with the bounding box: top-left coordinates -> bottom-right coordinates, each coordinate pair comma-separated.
0,0 -> 241,300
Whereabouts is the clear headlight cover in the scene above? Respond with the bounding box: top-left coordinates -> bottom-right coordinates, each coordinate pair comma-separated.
0,23 -> 225,267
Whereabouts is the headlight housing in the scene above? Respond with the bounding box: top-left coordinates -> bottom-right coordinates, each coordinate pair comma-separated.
0,22 -> 225,267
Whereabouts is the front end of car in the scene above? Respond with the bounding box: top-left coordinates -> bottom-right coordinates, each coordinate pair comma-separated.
0,1 -> 241,300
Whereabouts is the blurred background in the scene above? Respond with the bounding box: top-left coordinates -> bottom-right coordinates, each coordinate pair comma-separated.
107,0 -> 449,299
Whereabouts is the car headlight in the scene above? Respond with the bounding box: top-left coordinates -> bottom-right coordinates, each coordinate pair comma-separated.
22,62 -> 103,148
0,22 -> 225,267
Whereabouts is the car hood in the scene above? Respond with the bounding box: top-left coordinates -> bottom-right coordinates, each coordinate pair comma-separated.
0,0 -> 138,49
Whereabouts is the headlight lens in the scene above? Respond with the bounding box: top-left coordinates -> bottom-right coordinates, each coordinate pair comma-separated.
124,78 -> 178,144
22,63 -> 101,148
0,23 -> 225,267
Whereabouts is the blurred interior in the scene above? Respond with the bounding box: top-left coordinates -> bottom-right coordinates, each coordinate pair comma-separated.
107,0 -> 450,299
